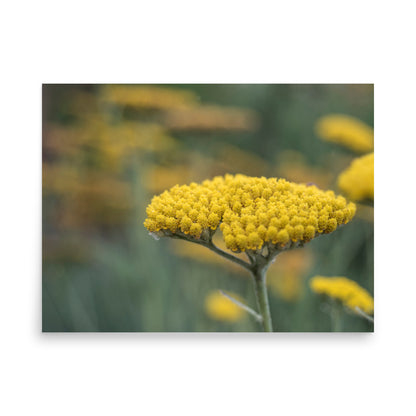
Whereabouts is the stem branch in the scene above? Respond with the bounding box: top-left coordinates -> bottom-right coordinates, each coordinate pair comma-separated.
206,240 -> 252,271
354,307 -> 374,323
169,230 -> 275,331
169,233 -> 252,271
219,290 -> 263,322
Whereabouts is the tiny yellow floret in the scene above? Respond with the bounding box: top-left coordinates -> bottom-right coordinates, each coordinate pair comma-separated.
189,223 -> 202,238
276,229 -> 290,245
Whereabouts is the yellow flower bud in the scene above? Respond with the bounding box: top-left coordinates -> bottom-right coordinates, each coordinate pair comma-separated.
180,216 -> 192,232
189,223 -> 202,237
208,213 -> 220,229
276,229 -> 290,245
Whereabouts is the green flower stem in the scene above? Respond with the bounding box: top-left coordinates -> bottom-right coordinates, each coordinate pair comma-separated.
252,266 -> 273,332
168,231 -> 275,332
331,302 -> 344,332
205,240 -> 252,271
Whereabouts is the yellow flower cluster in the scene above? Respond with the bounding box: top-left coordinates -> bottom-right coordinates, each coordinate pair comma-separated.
44,120 -> 177,172
100,85 -> 198,110
337,153 -> 374,201
204,291 -> 245,322
310,276 -> 374,314
315,114 -> 374,153
144,174 -> 356,252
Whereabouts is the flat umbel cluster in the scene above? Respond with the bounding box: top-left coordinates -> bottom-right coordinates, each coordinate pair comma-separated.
144,174 -> 356,253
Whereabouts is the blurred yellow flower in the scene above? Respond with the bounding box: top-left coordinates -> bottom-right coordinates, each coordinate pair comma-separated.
144,174 -> 356,252
337,153 -> 374,201
163,105 -> 259,132
268,249 -> 314,301
204,291 -> 245,322
100,85 -> 199,110
43,164 -> 133,228
315,114 -> 374,153
270,273 -> 302,302
44,120 -> 178,172
310,276 -> 374,314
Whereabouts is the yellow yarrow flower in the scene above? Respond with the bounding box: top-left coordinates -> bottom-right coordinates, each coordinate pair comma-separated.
204,291 -> 245,322
337,153 -> 374,201
144,174 -> 356,252
315,114 -> 374,153
100,85 -> 198,110
310,276 -> 374,314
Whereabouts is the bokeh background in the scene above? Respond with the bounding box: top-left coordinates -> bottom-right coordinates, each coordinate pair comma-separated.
42,84 -> 374,332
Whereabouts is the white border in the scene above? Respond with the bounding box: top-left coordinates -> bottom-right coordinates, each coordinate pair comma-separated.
2,1 -> 415,415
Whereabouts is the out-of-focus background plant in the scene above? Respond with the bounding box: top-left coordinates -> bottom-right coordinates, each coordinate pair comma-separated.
43,84 -> 373,332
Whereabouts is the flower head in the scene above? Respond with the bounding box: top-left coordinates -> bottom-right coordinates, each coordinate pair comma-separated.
204,291 -> 245,322
337,153 -> 374,201
315,114 -> 374,153
144,174 -> 356,252
310,276 -> 374,314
